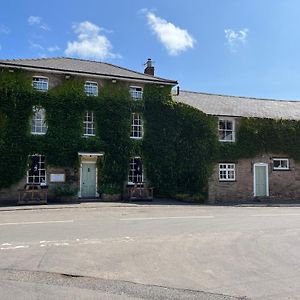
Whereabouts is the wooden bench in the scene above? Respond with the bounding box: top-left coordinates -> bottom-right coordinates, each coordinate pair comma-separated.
18,184 -> 47,205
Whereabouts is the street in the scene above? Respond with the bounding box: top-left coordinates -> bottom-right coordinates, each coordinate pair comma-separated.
0,203 -> 300,299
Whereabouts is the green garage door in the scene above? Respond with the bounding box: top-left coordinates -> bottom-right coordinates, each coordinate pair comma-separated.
254,164 -> 268,197
81,163 -> 96,198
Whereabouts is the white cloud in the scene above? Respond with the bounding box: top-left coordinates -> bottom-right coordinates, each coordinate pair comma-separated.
28,16 -> 42,26
0,24 -> 10,34
224,28 -> 249,53
47,45 -> 60,52
28,16 -> 50,31
65,21 -> 120,60
29,41 -> 44,50
143,10 -> 195,56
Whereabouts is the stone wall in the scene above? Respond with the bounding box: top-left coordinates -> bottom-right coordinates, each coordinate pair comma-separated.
208,153 -> 300,203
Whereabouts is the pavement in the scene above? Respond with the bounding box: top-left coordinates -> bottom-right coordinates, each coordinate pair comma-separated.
1,204 -> 300,299
1,198 -> 300,212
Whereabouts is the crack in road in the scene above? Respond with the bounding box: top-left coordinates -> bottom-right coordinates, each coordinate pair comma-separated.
0,269 -> 248,300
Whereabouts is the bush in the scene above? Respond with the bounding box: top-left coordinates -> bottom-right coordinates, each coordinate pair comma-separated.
54,184 -> 78,197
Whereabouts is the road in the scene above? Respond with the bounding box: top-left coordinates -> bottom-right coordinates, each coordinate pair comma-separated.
0,203 -> 300,299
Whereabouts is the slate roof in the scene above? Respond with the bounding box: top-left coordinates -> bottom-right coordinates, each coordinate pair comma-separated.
0,57 -> 177,85
174,90 -> 300,120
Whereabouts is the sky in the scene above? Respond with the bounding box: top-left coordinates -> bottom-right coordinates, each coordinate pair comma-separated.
1,0 -> 300,100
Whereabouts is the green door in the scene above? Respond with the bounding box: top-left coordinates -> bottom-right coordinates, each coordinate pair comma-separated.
81,163 -> 96,198
254,164 -> 268,197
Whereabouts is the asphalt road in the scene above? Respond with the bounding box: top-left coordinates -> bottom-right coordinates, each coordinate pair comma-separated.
0,203 -> 300,299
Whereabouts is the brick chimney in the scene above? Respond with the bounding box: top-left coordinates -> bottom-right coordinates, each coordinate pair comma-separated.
144,58 -> 154,76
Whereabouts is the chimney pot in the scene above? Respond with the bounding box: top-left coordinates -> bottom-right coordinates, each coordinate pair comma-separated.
144,58 -> 154,76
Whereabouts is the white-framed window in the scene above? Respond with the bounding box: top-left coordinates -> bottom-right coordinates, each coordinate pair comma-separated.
27,154 -> 46,184
84,81 -> 98,96
128,157 -> 144,184
273,158 -> 289,170
130,86 -> 143,101
130,113 -> 144,139
218,118 -> 235,142
83,111 -> 95,136
31,107 -> 47,135
32,76 -> 48,92
219,163 -> 235,181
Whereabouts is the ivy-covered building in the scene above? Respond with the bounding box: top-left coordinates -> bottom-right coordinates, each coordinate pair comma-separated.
0,57 -> 178,202
1,57 -> 300,204
174,91 -> 300,203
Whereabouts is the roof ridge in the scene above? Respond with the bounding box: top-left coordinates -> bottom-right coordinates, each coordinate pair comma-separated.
178,90 -> 300,103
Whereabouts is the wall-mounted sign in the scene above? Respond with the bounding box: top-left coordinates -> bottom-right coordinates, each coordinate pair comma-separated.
50,173 -> 65,183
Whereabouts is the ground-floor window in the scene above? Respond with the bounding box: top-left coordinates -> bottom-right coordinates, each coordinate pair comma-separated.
128,157 -> 143,184
273,158 -> 289,170
219,163 -> 235,181
27,154 -> 46,184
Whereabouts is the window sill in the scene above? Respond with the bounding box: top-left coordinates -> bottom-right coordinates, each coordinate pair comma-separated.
273,168 -> 290,171
130,136 -> 143,140
83,134 -> 96,137
219,180 -> 236,182
31,132 -> 46,135
219,139 -> 235,143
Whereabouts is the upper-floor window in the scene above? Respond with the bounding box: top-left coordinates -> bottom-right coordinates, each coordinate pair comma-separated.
273,158 -> 289,170
83,111 -> 95,136
130,113 -> 143,139
128,157 -> 144,184
218,118 -> 235,142
32,76 -> 48,92
27,154 -> 46,185
84,81 -> 98,96
130,86 -> 143,101
219,163 -> 235,181
31,107 -> 47,135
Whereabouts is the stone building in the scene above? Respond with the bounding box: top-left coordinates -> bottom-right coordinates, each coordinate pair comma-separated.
174,91 -> 300,203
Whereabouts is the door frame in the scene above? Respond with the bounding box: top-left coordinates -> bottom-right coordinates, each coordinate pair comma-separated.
78,152 -> 104,198
253,163 -> 269,197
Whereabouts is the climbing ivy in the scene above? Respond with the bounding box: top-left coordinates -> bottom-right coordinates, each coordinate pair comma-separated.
1,70 -> 300,198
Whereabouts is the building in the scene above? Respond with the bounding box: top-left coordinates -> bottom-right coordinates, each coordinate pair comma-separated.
174,91 -> 300,203
0,57 -> 177,203
1,57 -> 300,204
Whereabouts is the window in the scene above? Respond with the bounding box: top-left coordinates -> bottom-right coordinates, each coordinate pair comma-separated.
83,111 -> 95,136
130,86 -> 143,101
273,158 -> 289,170
31,107 -> 47,135
130,113 -> 143,139
84,81 -> 98,96
219,163 -> 235,181
128,157 -> 143,184
218,118 -> 235,142
32,77 -> 48,91
27,154 -> 46,184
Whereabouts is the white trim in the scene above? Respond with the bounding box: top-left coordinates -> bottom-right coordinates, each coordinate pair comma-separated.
253,163 -> 269,197
32,76 -> 49,91
78,152 -> 104,157
218,163 -> 235,181
84,81 -> 98,96
218,117 -> 235,142
273,158 -> 289,170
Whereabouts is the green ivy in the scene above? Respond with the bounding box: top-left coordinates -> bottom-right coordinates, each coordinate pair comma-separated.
1,70 -> 300,198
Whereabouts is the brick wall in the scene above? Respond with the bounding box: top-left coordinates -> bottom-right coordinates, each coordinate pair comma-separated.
208,153 -> 300,203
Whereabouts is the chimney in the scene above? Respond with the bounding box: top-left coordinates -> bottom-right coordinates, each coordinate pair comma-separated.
144,58 -> 154,76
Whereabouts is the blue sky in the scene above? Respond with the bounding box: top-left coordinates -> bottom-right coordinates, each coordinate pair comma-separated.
1,0 -> 300,100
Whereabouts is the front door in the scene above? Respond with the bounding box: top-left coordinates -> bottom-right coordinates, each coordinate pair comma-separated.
254,163 -> 269,197
81,163 -> 96,198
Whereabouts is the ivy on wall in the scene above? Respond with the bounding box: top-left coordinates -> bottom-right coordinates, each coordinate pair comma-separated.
1,69 -> 300,197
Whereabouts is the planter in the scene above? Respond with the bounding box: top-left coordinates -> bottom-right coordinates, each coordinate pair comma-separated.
102,193 -> 121,202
